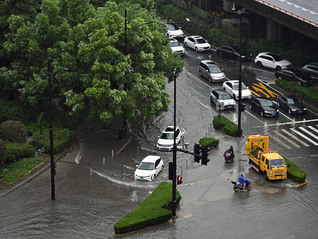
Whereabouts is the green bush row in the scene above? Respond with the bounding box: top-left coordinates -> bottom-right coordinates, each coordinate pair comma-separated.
32,127 -> 72,154
276,79 -> 318,109
0,120 -> 27,143
213,115 -> 239,137
284,158 -> 307,183
113,182 -> 181,235
199,137 -> 219,148
0,157 -> 44,185
5,142 -> 35,164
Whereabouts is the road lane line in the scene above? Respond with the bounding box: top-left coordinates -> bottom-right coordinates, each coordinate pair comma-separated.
299,127 -> 318,141
281,129 -> 310,147
274,130 -> 300,148
290,128 -> 318,146
270,134 -> 292,149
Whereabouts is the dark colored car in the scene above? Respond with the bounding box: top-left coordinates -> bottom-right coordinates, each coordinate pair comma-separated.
301,62 -> 318,81
277,95 -> 307,115
249,97 -> 279,117
275,68 -> 312,86
216,46 -> 252,61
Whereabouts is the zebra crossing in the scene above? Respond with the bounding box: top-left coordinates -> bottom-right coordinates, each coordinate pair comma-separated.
270,125 -> 318,149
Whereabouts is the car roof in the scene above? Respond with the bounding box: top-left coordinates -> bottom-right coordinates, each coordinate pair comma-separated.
142,155 -> 161,163
163,126 -> 178,132
187,35 -> 203,39
213,89 -> 229,95
225,80 -> 239,84
201,60 -> 217,65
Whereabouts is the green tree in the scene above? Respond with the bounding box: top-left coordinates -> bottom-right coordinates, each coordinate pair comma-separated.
1,0 -> 184,125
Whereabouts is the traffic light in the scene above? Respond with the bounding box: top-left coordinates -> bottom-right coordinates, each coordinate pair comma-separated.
194,143 -> 201,163
201,146 -> 210,165
177,175 -> 183,185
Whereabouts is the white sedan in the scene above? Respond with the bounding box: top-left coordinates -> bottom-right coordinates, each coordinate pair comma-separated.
222,80 -> 252,100
184,36 -> 211,52
156,126 -> 183,151
134,156 -> 163,181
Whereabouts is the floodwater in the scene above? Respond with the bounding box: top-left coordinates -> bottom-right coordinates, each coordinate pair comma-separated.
1,51 -> 318,239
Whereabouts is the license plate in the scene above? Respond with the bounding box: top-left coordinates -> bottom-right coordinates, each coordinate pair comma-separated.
272,113 -> 276,116
162,147 -> 168,150
298,111 -> 303,113
227,106 -> 233,109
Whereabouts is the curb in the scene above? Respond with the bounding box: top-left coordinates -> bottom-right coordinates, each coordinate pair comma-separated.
296,179 -> 308,187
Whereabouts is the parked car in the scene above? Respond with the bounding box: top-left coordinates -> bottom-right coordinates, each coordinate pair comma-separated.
277,95 -> 306,115
169,38 -> 185,56
222,80 -> 252,100
166,22 -> 184,39
210,89 -> 236,110
254,52 -> 292,70
249,97 -> 279,117
216,45 -> 252,61
184,35 -> 211,52
275,68 -> 312,86
199,60 -> 226,83
156,126 -> 182,151
134,155 -> 163,181
301,62 -> 318,80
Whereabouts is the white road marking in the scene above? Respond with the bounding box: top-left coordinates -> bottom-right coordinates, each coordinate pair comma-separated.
281,129 -> 310,147
270,134 -> 292,149
274,130 -> 300,148
290,128 -> 318,146
299,127 -> 318,141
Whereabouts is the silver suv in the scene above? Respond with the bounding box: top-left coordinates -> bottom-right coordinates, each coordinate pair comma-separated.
199,60 -> 226,83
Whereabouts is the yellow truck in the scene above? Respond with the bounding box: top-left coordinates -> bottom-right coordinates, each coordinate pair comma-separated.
245,135 -> 287,180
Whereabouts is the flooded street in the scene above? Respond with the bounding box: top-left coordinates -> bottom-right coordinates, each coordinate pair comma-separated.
1,51 -> 318,238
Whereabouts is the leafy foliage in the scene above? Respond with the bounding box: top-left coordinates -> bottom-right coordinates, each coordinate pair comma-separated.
0,120 -> 27,143
213,115 -> 239,137
5,142 -> 35,164
0,100 -> 31,124
199,137 -> 219,148
1,0 -> 184,125
0,139 -> 8,167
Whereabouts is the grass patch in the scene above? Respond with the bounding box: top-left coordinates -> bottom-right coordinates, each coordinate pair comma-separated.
284,158 -> 307,183
0,157 -> 44,185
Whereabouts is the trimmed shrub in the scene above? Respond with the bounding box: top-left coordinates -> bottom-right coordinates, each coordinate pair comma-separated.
199,137 -> 219,148
285,158 -> 307,183
114,182 -> 181,235
5,142 -> 35,164
213,115 -> 239,137
0,139 -> 8,167
0,120 -> 27,143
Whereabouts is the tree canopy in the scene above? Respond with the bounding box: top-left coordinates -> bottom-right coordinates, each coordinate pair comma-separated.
0,0 -> 184,124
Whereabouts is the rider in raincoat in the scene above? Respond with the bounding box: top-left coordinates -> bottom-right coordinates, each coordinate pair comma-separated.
238,174 -> 252,189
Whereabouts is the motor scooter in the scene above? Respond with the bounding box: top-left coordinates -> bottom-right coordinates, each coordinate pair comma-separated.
231,180 -> 252,192
224,147 -> 234,163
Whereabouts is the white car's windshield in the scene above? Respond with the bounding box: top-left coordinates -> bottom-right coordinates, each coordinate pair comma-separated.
138,162 -> 154,170
160,132 -> 174,140
270,159 -> 286,168
219,94 -> 232,100
233,83 -> 247,90
169,41 -> 180,47
196,38 -> 207,44
209,65 -> 222,73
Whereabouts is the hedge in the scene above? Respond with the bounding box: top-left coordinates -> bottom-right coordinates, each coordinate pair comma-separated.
114,182 -> 181,235
284,158 -> 307,183
213,115 -> 239,137
5,142 -> 36,164
0,139 -> 8,167
199,137 -> 219,148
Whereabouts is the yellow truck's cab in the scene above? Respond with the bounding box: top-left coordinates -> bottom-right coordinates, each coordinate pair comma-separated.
245,135 -> 287,180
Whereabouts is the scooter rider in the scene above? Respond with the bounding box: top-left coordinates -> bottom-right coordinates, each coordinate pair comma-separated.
238,174 -> 252,190
224,146 -> 234,161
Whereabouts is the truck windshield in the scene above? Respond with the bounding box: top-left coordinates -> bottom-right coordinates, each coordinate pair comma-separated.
270,159 -> 286,168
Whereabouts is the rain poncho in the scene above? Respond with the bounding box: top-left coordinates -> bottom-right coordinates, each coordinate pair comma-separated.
238,174 -> 252,186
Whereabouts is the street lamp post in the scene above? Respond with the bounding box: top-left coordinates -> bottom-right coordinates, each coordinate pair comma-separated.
237,8 -> 246,137
172,68 -> 178,218
48,58 -> 69,200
